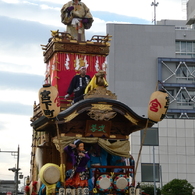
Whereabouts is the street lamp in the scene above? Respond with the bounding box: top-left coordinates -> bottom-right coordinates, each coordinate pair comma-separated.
0,145 -> 20,195
19,172 -> 23,180
8,168 -> 23,193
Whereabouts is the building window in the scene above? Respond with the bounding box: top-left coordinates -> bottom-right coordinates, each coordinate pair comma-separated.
176,63 -> 195,82
176,89 -> 195,107
167,89 -> 174,96
141,163 -> 160,182
140,128 -> 159,146
166,89 -> 175,103
176,41 -> 195,57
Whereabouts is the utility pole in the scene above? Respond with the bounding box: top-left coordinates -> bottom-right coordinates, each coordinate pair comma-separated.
151,0 -> 159,25
153,146 -> 156,195
16,145 -> 20,195
0,145 -> 20,195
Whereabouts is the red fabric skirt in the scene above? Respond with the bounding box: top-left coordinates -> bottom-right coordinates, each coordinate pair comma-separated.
65,172 -> 88,188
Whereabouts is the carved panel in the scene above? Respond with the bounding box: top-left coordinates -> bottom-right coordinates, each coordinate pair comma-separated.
63,121 -> 85,136
44,42 -> 110,63
85,120 -> 111,137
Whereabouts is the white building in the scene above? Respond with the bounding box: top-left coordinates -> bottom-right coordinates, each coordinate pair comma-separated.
107,0 -> 195,188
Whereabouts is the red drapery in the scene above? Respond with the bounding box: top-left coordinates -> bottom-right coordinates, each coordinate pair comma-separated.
45,53 -> 107,99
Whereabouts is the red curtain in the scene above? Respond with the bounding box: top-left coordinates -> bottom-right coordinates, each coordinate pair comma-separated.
45,53 -> 107,99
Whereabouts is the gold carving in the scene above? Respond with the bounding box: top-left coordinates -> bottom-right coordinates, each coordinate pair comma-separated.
91,104 -> 113,111
124,113 -> 138,125
87,110 -> 117,121
84,86 -> 117,100
64,111 -> 79,122
50,30 -> 62,42
88,104 -> 117,121
43,42 -> 110,63
95,70 -> 108,87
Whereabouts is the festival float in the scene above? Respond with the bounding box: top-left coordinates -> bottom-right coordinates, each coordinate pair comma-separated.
27,1 -> 169,195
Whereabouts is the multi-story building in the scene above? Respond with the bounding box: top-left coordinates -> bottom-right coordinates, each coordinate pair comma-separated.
107,0 -> 195,188
0,180 -> 15,195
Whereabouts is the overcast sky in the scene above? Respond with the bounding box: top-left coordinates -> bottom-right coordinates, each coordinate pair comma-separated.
0,0 -> 187,188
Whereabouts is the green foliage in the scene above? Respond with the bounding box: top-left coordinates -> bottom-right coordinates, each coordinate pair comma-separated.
141,183 -> 161,195
161,179 -> 194,195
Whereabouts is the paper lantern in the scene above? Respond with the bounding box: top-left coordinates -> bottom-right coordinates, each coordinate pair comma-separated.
148,90 -> 169,122
39,84 -> 60,118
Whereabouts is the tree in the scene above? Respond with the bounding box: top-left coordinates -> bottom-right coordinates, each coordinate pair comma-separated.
141,183 -> 161,195
161,179 -> 194,195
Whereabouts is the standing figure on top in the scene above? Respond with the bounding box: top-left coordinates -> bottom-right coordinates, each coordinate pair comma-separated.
64,66 -> 91,104
61,0 -> 94,41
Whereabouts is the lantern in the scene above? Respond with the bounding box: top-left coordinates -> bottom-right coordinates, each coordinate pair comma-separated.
39,84 -> 60,118
148,90 -> 169,122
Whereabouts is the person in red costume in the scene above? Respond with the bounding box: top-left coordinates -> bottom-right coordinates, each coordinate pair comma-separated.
64,140 -> 90,188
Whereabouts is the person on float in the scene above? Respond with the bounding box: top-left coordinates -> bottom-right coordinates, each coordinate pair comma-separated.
61,0 -> 93,41
110,155 -> 126,173
87,143 -> 108,191
64,66 -> 91,103
64,140 -> 90,188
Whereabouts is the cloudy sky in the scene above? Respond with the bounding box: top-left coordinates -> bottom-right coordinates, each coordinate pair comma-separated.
0,0 -> 187,189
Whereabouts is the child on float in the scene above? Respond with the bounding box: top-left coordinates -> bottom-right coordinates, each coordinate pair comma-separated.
64,139 -> 90,188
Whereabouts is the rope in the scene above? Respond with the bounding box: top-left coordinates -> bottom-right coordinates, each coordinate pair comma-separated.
132,119 -> 149,185
155,81 -> 159,91
55,119 -> 65,186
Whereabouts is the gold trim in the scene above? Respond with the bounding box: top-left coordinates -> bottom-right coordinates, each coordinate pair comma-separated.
36,122 -> 49,131
91,104 -> 113,111
109,135 -> 116,138
76,134 -> 83,138
124,113 -> 138,125
64,111 -> 79,122
79,43 -> 86,45
70,40 -> 78,43
86,41 -> 94,44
